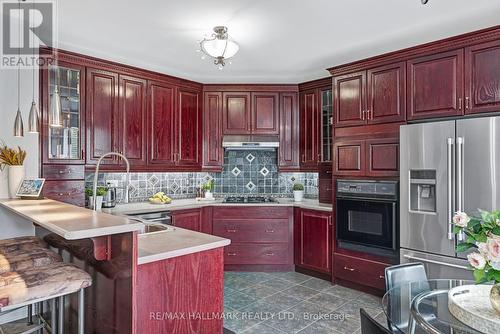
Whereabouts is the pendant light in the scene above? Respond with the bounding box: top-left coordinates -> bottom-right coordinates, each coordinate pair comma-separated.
28,0 -> 39,133
13,0 -> 24,137
49,68 -> 62,127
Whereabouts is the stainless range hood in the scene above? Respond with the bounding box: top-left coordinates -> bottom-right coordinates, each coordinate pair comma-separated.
222,135 -> 279,150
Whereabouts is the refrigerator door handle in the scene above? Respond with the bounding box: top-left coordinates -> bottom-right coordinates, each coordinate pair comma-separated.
456,137 -> 466,242
402,254 -> 468,270
447,138 -> 455,240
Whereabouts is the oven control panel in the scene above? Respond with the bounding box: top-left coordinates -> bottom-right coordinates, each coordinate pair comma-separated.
337,180 -> 398,197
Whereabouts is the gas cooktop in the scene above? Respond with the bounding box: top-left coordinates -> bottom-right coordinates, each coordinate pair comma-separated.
223,196 -> 278,204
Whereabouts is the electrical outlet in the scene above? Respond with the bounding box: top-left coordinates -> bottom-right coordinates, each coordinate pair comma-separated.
106,180 -> 119,187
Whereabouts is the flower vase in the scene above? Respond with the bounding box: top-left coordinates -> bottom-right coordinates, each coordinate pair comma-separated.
491,283 -> 500,315
8,165 -> 24,198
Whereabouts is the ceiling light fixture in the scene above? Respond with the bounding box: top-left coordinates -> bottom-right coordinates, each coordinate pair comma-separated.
421,0 -> 429,4
28,0 -> 39,133
13,0 -> 24,137
198,26 -> 239,70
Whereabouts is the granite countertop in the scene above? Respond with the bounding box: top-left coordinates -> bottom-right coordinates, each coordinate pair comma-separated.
104,198 -> 333,215
0,198 -> 143,240
137,227 -> 230,265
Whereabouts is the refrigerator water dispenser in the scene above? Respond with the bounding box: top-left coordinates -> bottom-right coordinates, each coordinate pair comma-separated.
409,170 -> 436,213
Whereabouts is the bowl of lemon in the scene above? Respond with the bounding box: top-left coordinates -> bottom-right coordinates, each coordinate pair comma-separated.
148,192 -> 172,204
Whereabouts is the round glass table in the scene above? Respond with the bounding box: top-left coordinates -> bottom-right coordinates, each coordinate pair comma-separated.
382,279 -> 485,334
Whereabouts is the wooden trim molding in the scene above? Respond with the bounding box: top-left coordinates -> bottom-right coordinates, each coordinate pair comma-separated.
298,77 -> 332,91
203,84 -> 298,92
327,25 -> 500,76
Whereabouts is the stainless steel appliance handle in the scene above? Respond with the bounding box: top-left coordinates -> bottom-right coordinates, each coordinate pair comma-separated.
456,137 -> 465,241
447,138 -> 454,240
403,254 -> 468,270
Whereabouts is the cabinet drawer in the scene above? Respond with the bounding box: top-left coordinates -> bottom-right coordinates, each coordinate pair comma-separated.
213,207 -> 289,219
42,181 -> 85,207
213,219 -> 289,243
42,165 -> 85,180
333,254 -> 387,290
224,243 -> 289,265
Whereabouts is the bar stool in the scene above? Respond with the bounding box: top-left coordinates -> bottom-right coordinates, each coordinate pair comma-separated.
0,261 -> 92,334
0,236 -> 63,329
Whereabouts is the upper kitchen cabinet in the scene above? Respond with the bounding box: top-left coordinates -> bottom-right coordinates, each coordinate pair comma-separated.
319,87 -> 333,162
333,71 -> 366,127
148,81 -> 176,167
465,40 -> 500,115
278,92 -> 300,170
41,61 -> 86,164
203,92 -> 223,170
333,62 -> 406,127
367,62 -> 406,124
118,75 -> 147,166
251,92 -> 280,134
176,88 -> 202,167
299,89 -> 319,169
222,92 -> 251,134
86,67 -> 119,166
407,49 -> 464,120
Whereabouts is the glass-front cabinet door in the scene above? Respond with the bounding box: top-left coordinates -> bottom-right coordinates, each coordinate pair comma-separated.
42,62 -> 85,164
320,88 -> 333,162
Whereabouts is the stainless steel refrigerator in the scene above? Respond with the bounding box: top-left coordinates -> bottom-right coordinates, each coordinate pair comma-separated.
400,116 -> 500,280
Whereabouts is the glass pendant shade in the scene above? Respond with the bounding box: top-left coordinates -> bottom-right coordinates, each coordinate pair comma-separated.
14,109 -> 24,137
201,38 -> 239,59
50,86 -> 63,127
28,101 -> 40,133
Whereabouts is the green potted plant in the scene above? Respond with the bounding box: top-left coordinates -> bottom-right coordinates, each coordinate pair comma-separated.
292,183 -> 304,202
0,142 -> 27,198
86,187 -> 108,210
453,210 -> 500,314
202,180 -> 215,200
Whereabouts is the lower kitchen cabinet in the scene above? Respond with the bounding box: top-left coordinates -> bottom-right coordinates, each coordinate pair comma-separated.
333,253 -> 388,290
294,208 -> 333,276
171,208 -> 202,232
212,207 -> 294,270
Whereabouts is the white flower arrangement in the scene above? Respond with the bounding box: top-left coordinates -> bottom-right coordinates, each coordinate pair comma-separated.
453,210 -> 500,283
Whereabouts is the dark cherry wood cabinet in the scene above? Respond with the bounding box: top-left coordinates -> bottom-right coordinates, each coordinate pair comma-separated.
176,88 -> 202,167
203,92 -> 223,170
147,81 -> 176,167
299,89 -> 320,169
294,208 -> 333,275
86,68 -> 120,165
333,139 -> 365,176
334,71 -> 366,127
222,92 -> 251,134
42,180 -> 85,207
465,40 -> 500,115
407,49 -> 464,120
278,92 -> 300,170
172,209 -> 202,232
318,163 -> 333,204
251,92 -> 280,134
119,75 -> 147,166
334,136 -> 399,177
212,206 -> 294,271
333,253 -> 388,290
367,62 -> 406,124
366,137 -> 399,176
334,63 -> 405,127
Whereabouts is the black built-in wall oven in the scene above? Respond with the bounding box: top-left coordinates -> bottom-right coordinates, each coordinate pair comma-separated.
336,180 -> 399,258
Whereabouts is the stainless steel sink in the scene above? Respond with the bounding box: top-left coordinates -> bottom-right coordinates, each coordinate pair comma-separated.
140,223 -> 174,234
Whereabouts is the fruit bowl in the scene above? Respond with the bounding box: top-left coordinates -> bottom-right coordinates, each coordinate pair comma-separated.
148,192 -> 172,204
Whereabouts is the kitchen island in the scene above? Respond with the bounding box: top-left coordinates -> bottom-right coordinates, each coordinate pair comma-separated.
0,198 -> 230,334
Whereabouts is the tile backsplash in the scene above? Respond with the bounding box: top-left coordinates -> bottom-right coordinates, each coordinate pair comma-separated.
85,150 -> 318,203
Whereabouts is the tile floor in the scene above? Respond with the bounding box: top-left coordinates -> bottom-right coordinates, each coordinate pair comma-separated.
223,271 -> 388,334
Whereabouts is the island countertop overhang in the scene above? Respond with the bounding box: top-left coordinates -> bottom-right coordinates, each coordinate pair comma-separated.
0,198 -> 143,240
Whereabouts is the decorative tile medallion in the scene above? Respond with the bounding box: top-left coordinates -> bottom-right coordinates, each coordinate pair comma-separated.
246,181 -> 256,191
231,167 -> 241,177
260,167 -> 270,177
246,153 -> 255,163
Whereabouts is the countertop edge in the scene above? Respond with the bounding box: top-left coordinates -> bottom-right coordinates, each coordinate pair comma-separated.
137,236 -> 231,265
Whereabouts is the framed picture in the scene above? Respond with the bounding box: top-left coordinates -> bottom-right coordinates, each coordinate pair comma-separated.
16,178 -> 46,198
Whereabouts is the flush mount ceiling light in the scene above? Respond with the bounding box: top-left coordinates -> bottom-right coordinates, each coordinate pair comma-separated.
421,0 -> 429,4
198,26 -> 239,70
